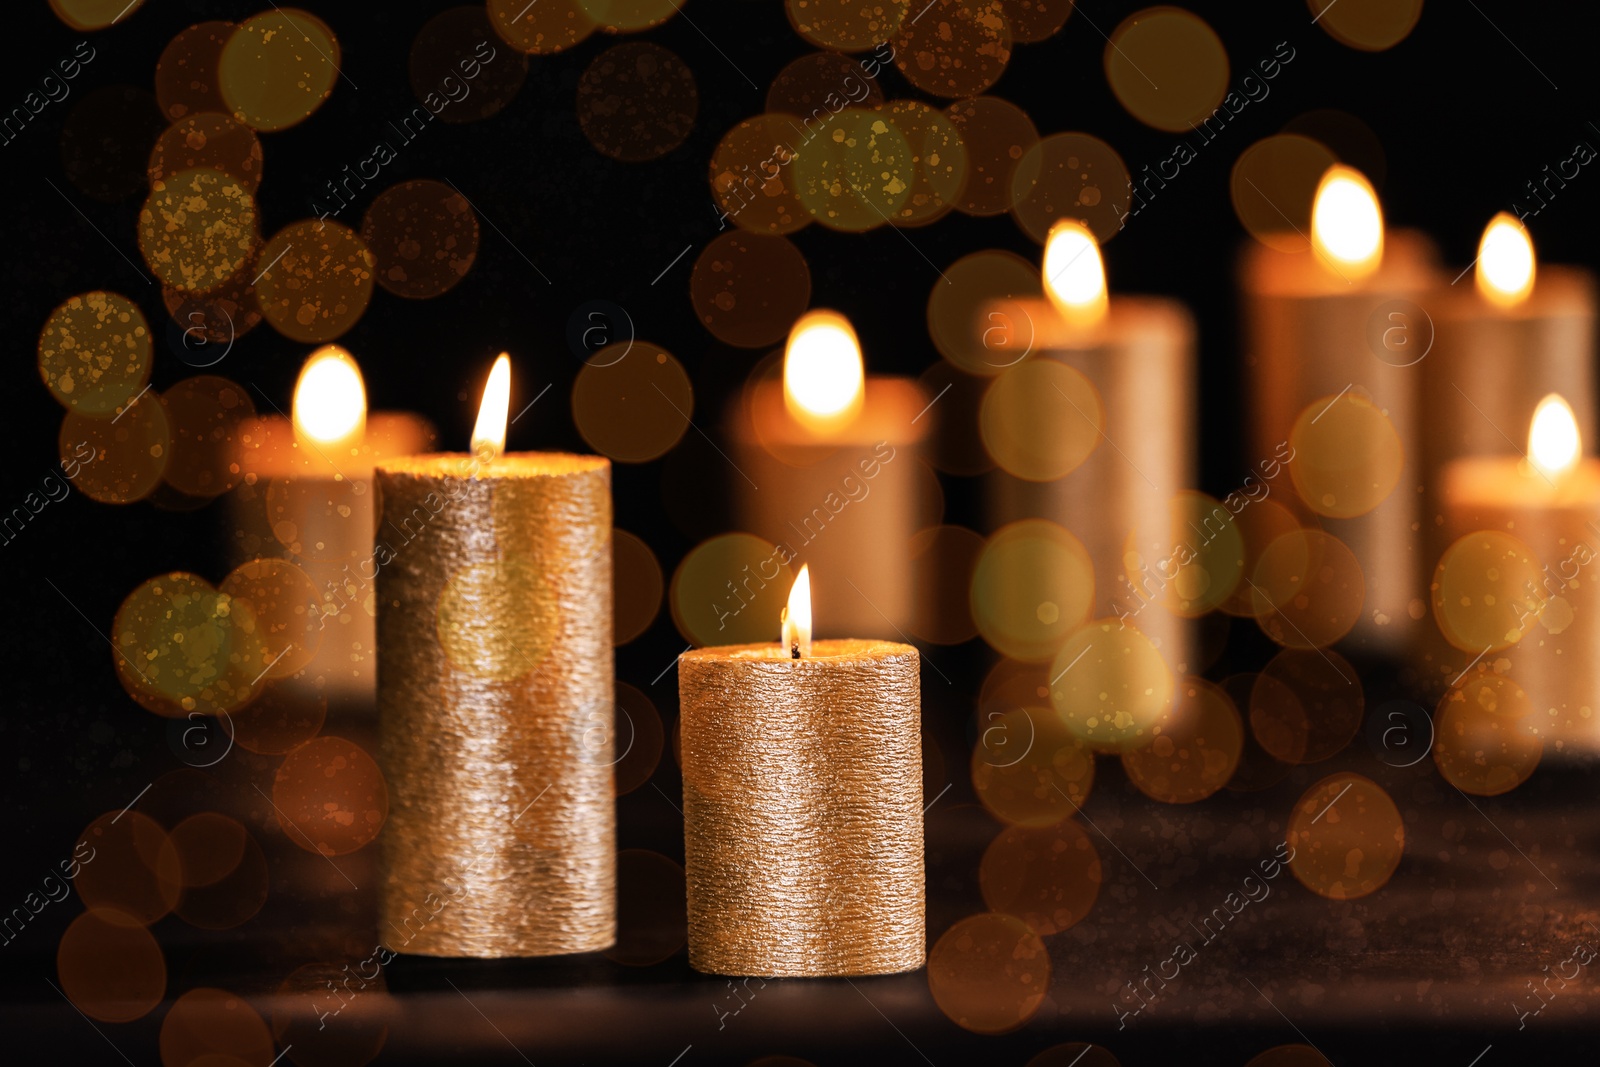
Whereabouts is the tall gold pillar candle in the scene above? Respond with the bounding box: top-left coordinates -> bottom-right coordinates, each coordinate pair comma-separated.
1437,396 -> 1600,753
679,568 -> 924,977
727,311 -> 929,638
232,346 -> 434,705
376,354 -> 615,957
1422,215 -> 1596,586
1241,165 -> 1439,651
983,221 -> 1196,675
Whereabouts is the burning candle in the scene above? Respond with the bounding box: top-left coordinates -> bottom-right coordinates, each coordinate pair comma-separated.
375,354 -> 615,958
727,311 -> 929,638
982,220 -> 1196,677
232,346 -> 434,705
1422,214 -> 1597,588
1241,164 -> 1440,651
1437,395 -> 1600,751
679,566 -> 924,977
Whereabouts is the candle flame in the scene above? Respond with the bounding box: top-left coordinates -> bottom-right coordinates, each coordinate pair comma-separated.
1311,164 -> 1383,280
472,353 -> 511,461
781,564 -> 812,658
784,310 -> 864,432
293,345 -> 367,454
1042,219 -> 1108,326
1528,393 -> 1580,482
1475,213 -> 1536,308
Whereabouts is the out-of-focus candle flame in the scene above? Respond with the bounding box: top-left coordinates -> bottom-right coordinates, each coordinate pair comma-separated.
781,564 -> 812,658
1311,164 -> 1383,280
1042,219 -> 1108,326
472,353 -> 511,461
293,345 -> 367,455
1476,213 -> 1536,308
784,310 -> 864,432
1529,393 -> 1580,483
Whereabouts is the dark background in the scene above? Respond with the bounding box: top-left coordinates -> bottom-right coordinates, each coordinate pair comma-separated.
3,1 -> 1598,1064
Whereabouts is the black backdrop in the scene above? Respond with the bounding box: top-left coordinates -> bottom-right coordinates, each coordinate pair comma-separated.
3,2 -> 1598,1064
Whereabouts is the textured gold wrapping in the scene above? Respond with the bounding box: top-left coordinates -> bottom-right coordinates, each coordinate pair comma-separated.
375,453 -> 615,957
679,639 -> 924,977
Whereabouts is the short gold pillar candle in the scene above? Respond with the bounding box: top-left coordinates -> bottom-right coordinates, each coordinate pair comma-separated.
376,355 -> 615,957
678,567 -> 924,977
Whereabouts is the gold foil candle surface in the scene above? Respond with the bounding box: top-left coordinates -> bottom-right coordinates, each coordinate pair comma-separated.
679,639 -> 924,977
375,452 -> 615,957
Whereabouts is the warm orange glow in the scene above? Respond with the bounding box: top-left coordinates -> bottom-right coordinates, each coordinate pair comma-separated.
782,564 -> 812,658
292,346 -> 366,454
1042,219 -> 1108,326
1476,213 -> 1536,308
1311,164 -> 1383,280
1528,393 -> 1580,483
471,353 -> 511,461
784,310 -> 864,432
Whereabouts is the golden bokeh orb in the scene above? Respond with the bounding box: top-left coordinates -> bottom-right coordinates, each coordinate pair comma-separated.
218,9 -> 341,131
272,736 -> 389,856
980,819 -> 1102,934
254,220 -> 378,344
1434,672 -> 1544,796
1286,772 -> 1404,900
1289,392 -> 1404,518
971,519 -> 1095,662
1122,676 -> 1243,803
1432,530 -> 1543,654
1250,529 -> 1366,649
980,359 -> 1104,481
1105,7 -> 1229,132
57,908 -> 166,1023
926,912 -> 1051,1034
38,291 -> 151,417
971,705 -> 1095,826
1050,618 -> 1175,751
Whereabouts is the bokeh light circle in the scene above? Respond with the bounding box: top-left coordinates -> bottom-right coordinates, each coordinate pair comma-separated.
1434,672 -> 1544,796
1250,529 -> 1366,649
75,810 -> 181,925
1124,491 -> 1246,618
945,96 -> 1040,217
230,682 -> 327,755
220,557 -> 323,679
572,342 -> 693,462
885,99 -> 969,226
671,533 -> 794,646
1231,134 -> 1339,252
148,113 -> 264,193
613,528 -> 664,644
980,359 -> 1103,480
1122,677 -> 1243,803
155,22 -> 234,122
1011,132 -> 1131,244
787,0 -> 910,52
1432,530 -> 1543,654
613,682 -> 666,795
892,0 -> 1012,98
1289,392 -> 1404,518
1105,7 -> 1229,132
360,180 -> 480,299
929,249 -> 1041,375
160,375 -> 255,498
792,106 -> 913,231
272,736 -> 389,856
971,706 -> 1095,826
711,114 -> 811,236
61,399 -> 171,505
971,519 -> 1095,661
927,913 -> 1050,1034
578,43 -> 698,162
159,987 -> 275,1067
1309,0 -> 1424,52
112,571 -> 265,716
1252,647 -> 1363,763
1286,773 -> 1404,900
38,291 -> 152,417
488,0 -> 596,54
138,167 -> 260,295
410,7 -> 530,123
980,820 -> 1102,934
1050,618 -> 1175,751
691,232 -> 812,348
254,221 -> 377,344
57,908 -> 166,1023
218,9 -> 341,131
50,0 -> 145,30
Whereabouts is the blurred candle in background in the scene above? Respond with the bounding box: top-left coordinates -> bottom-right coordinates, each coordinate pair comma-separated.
1241,164 -> 1440,652
232,345 -> 434,707
981,220 -> 1196,693
1437,395 -> 1600,755
727,310 -> 931,638
1422,214 -> 1596,600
